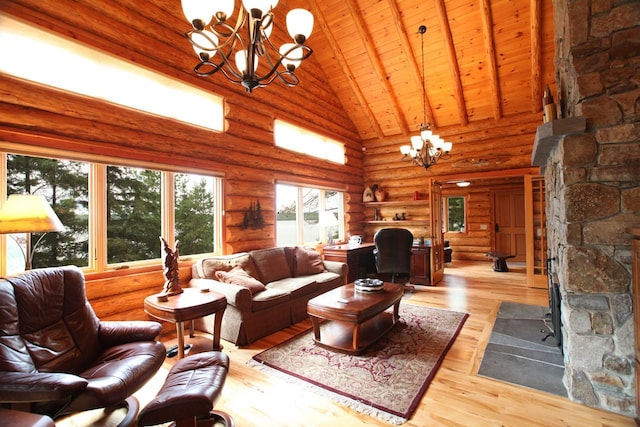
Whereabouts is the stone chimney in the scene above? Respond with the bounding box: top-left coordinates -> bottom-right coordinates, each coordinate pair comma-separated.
541,0 -> 640,417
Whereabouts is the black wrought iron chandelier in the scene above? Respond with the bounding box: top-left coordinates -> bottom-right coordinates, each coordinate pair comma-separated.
400,25 -> 452,170
181,0 -> 314,93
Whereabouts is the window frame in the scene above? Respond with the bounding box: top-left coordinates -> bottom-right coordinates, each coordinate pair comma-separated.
0,143 -> 224,276
443,195 -> 467,233
275,182 -> 345,247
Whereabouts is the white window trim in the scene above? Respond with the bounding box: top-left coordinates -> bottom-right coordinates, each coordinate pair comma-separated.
0,144 -> 224,275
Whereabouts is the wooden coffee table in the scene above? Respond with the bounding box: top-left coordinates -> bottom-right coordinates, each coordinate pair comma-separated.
307,282 -> 404,355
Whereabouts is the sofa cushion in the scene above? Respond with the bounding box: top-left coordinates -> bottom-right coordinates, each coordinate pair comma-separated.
310,272 -> 343,293
268,276 -> 319,299
250,288 -> 290,312
294,247 -> 326,276
250,248 -> 292,284
193,253 -> 259,280
283,247 -> 298,275
215,267 -> 266,295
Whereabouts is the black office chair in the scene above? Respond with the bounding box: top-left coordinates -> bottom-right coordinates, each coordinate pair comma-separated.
373,228 -> 414,285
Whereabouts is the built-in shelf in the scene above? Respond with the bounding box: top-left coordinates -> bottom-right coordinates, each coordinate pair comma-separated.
362,220 -> 429,225
363,200 -> 429,206
362,199 -> 430,225
531,116 -> 586,169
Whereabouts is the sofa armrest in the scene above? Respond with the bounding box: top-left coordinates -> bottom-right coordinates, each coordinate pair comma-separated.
323,260 -> 348,283
0,371 -> 88,403
189,278 -> 252,311
99,320 -> 163,346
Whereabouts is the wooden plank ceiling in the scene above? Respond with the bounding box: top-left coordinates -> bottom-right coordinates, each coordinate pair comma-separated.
299,0 -> 555,144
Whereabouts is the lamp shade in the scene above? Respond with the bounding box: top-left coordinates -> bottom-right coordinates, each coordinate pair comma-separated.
0,194 -> 65,234
286,8 -> 313,41
181,0 -> 215,27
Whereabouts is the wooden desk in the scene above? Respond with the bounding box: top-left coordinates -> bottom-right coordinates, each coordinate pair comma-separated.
144,288 -> 226,358
323,243 -> 376,283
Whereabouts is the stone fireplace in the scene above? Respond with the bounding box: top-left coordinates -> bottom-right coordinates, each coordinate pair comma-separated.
537,0 -> 640,417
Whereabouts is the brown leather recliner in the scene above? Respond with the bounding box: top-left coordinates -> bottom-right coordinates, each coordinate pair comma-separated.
0,265 -> 166,425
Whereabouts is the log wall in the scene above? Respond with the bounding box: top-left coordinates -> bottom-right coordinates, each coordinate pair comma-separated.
0,1 -> 544,325
0,1 -> 363,324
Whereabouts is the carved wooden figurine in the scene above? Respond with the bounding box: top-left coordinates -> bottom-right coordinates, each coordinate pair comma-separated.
160,237 -> 183,296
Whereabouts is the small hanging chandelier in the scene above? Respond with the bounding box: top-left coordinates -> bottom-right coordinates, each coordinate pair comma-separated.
181,0 -> 314,93
400,25 -> 452,170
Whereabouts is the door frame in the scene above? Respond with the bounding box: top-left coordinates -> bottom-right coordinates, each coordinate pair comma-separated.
431,167 -> 546,288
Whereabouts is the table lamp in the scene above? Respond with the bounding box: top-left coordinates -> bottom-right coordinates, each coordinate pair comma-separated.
0,194 -> 65,270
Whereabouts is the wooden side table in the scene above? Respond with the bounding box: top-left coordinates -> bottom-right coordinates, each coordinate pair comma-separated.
144,287 -> 226,359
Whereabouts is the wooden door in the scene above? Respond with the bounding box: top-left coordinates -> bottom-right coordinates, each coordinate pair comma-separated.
493,189 -> 526,262
429,179 -> 444,284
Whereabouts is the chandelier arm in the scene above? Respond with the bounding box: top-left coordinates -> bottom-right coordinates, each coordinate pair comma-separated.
185,12 -> 245,57
274,70 -> 300,87
210,9 -> 247,40
254,44 -> 313,84
214,65 -> 245,85
194,46 -> 245,81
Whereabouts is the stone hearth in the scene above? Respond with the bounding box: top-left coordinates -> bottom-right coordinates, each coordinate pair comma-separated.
539,0 -> 640,417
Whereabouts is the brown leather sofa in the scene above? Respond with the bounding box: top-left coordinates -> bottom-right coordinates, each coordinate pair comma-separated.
0,265 -> 166,423
190,246 -> 347,346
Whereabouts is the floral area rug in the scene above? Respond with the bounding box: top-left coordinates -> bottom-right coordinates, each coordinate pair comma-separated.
249,303 -> 468,425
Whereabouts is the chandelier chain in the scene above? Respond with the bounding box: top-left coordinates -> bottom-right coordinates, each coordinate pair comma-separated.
399,24 -> 452,171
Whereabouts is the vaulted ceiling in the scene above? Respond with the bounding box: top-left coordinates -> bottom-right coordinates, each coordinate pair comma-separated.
299,0 -> 556,143
1,0 -> 556,149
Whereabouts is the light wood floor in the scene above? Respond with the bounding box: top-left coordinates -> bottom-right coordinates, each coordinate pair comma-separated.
152,261 -> 636,426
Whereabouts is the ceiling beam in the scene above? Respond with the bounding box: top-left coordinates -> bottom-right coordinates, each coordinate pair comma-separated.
530,0 -> 543,113
479,0 -> 502,120
345,0 -> 408,135
385,0 -> 435,130
308,2 -> 385,139
435,0 -> 468,127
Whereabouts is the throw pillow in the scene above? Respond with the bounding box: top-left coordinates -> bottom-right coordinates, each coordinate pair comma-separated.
295,247 -> 326,276
215,267 -> 266,295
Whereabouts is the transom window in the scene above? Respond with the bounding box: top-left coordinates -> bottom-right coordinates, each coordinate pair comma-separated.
0,13 -> 224,131
274,120 -> 345,164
